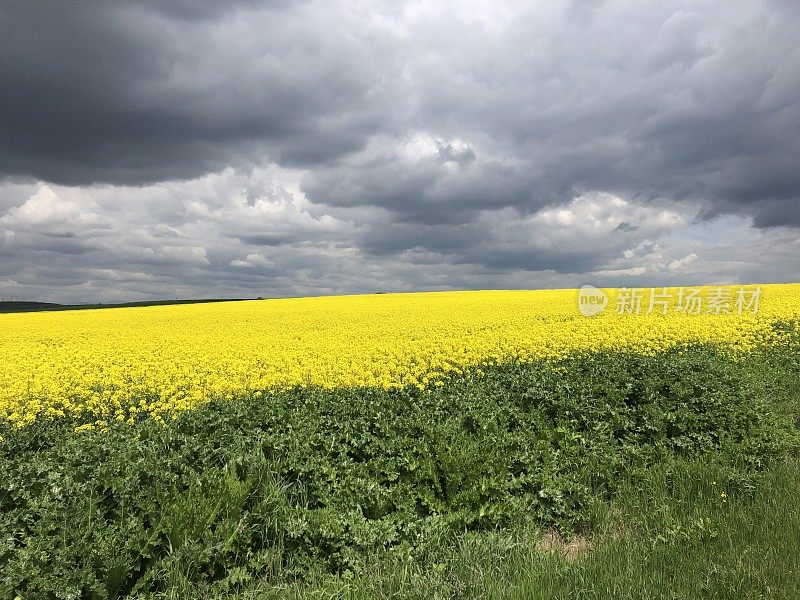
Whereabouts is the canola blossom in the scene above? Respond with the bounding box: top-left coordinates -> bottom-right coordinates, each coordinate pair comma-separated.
1,284 -> 798,427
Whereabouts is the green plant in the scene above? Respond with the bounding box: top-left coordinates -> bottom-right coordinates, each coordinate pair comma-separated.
0,342 -> 797,598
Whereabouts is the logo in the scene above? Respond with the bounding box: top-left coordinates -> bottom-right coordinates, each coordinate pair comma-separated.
578,285 -> 608,317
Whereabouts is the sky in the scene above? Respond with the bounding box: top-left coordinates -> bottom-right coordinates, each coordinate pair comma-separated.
0,0 -> 798,303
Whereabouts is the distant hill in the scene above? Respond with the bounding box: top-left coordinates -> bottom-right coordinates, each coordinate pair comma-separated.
0,301 -> 64,313
0,298 -> 259,314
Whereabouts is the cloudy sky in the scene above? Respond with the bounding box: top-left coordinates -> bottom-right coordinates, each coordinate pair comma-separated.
1,0 -> 798,303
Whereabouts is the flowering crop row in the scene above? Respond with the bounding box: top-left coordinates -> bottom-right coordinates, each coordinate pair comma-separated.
1,284 -> 798,427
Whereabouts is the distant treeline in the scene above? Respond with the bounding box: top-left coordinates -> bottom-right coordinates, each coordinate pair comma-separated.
0,298 -> 260,314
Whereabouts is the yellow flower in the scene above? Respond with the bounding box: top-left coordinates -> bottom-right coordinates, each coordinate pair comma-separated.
0,284 -> 797,426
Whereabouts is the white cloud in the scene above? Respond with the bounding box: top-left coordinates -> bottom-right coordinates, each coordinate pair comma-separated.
668,253 -> 699,271
230,253 -> 275,268
591,266 -> 648,277
0,171 -> 798,303
0,184 -> 110,235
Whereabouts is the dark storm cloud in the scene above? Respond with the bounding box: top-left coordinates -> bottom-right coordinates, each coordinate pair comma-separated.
1,0 -> 799,302
302,150 -> 537,224
2,0 -> 798,222
298,0 -> 800,233
0,0 -> 390,185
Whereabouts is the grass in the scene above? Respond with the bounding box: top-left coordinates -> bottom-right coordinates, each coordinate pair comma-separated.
1,336 -> 798,598
220,459 -> 799,599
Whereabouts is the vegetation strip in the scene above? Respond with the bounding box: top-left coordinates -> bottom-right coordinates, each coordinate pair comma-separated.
2,336 -> 798,598
2,285 -> 798,428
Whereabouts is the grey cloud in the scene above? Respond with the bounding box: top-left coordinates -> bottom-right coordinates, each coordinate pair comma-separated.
352,193 -> 692,277
2,171 -> 793,304
302,150 -> 536,224
2,234 -> 100,256
0,0 -> 392,185
0,1 -> 799,302
3,0 -> 799,226
299,1 -> 800,231
437,142 -> 477,166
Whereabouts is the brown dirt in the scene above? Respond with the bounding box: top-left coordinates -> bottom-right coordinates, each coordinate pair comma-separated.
535,530 -> 593,560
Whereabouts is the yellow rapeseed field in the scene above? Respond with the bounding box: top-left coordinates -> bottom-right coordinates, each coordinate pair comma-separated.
1,284 -> 798,427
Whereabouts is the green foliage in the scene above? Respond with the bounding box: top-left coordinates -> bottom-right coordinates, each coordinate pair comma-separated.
0,343 -> 797,598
